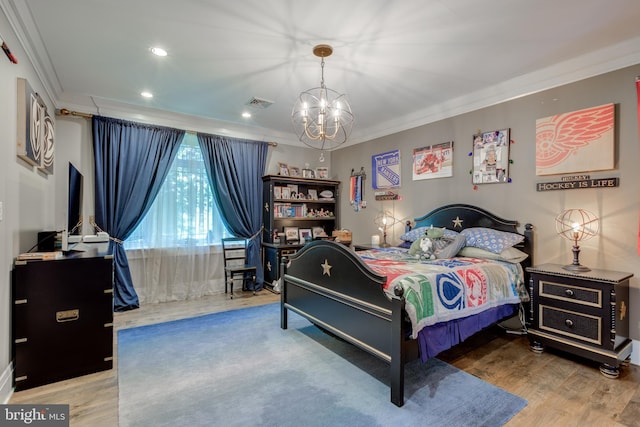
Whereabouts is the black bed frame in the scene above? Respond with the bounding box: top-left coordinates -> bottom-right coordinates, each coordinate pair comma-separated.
280,203 -> 533,407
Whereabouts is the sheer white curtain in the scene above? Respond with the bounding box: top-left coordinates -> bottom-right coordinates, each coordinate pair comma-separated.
124,133 -> 231,303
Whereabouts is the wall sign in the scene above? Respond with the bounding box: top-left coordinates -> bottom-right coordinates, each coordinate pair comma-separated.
536,175 -> 619,191
372,149 -> 401,189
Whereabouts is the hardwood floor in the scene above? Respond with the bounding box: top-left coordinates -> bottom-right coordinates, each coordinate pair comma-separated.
9,290 -> 640,426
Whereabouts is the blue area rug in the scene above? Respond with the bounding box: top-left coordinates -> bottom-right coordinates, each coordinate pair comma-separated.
118,303 -> 526,426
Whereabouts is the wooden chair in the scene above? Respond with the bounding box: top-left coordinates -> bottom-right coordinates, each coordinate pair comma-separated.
222,237 -> 257,298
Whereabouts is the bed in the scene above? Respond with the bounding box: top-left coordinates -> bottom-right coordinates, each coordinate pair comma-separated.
280,203 -> 533,407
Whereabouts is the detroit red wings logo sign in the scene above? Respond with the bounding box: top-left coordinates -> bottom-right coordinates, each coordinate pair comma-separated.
535,104 -> 614,176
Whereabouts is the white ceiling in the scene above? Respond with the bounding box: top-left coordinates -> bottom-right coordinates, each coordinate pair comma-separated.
4,0 -> 640,147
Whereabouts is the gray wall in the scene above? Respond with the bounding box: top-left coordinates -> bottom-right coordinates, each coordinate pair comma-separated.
2,6 -> 640,402
330,64 -> 640,363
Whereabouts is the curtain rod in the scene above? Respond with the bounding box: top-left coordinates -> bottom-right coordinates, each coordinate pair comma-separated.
58,108 -> 278,147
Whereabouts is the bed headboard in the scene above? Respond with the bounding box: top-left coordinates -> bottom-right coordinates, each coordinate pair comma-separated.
413,203 -> 533,270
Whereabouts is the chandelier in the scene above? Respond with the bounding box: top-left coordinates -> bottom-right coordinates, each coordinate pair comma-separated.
292,44 -> 354,162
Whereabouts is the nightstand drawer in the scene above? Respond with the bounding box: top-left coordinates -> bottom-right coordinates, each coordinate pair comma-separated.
539,280 -> 601,308
539,304 -> 601,345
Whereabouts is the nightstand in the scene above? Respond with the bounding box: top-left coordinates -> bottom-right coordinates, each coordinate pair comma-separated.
526,263 -> 633,378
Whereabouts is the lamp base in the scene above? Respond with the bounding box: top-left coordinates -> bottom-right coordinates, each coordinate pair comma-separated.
562,263 -> 591,272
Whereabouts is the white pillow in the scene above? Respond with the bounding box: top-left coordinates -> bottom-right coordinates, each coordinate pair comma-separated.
457,245 -> 528,263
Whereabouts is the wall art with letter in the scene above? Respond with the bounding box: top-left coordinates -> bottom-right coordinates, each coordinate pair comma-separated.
16,77 -> 55,174
535,103 -> 614,176
372,149 -> 401,189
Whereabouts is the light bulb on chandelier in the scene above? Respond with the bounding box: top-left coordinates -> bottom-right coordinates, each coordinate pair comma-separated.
292,44 -> 354,162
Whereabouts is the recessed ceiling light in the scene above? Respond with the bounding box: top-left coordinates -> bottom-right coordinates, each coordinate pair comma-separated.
242,112 -> 251,118
150,47 -> 167,57
141,91 -> 153,98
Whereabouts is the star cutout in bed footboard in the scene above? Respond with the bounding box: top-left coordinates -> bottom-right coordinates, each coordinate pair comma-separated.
321,259 -> 332,276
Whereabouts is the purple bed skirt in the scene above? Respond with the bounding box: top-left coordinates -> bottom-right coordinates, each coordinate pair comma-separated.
417,304 -> 518,361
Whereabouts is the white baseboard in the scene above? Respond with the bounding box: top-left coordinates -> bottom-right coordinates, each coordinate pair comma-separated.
0,362 -> 14,404
631,340 -> 639,366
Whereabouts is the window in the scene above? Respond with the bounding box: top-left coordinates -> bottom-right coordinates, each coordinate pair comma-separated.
124,133 -> 230,249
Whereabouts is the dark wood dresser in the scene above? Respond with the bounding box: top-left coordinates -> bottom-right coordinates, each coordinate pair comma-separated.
11,251 -> 114,391
527,263 -> 632,378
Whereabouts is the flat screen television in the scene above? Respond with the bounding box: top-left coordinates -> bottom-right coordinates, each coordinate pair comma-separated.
68,162 -> 83,235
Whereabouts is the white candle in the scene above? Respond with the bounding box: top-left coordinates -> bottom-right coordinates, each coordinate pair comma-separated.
371,235 -> 380,245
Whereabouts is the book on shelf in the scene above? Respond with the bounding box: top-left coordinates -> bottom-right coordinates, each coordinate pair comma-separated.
274,202 -> 307,218
17,251 -> 63,261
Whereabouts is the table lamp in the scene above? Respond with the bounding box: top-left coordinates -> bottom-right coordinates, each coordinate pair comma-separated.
374,210 -> 398,247
555,208 -> 599,272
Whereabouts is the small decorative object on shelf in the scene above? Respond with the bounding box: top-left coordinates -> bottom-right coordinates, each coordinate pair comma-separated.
316,167 -> 329,179
331,229 -> 352,245
278,162 -> 289,176
289,166 -> 301,177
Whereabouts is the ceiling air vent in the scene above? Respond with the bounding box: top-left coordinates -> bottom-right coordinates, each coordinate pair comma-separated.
246,97 -> 274,109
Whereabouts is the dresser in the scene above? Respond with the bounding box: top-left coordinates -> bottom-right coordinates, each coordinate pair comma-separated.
526,263 -> 632,378
12,250 -> 114,391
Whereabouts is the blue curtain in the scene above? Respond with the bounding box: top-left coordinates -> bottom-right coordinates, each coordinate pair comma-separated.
93,116 -> 185,311
197,133 -> 268,289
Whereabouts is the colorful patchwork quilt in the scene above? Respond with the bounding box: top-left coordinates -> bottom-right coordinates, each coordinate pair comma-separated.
357,247 -> 529,339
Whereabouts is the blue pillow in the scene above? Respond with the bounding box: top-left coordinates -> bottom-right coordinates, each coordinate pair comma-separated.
400,226 -> 459,242
460,227 -> 524,254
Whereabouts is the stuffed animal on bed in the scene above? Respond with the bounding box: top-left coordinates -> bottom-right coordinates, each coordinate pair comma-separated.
408,227 -> 467,260
408,235 -> 436,260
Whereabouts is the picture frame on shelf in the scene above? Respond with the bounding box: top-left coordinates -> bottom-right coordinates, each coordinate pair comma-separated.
281,187 -> 291,199
278,162 -> 289,176
302,168 -> 315,179
289,166 -> 301,177
312,226 -> 326,239
273,186 -> 282,199
299,228 -> 312,243
316,167 -> 329,179
284,226 -> 299,242
308,189 -> 318,200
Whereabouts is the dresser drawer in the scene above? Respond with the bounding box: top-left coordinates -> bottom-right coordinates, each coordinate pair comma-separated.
539,280 -> 602,308
539,304 -> 601,345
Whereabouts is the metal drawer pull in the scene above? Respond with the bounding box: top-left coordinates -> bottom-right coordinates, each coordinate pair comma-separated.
56,309 -> 79,323
564,289 -> 574,297
565,319 -> 574,328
